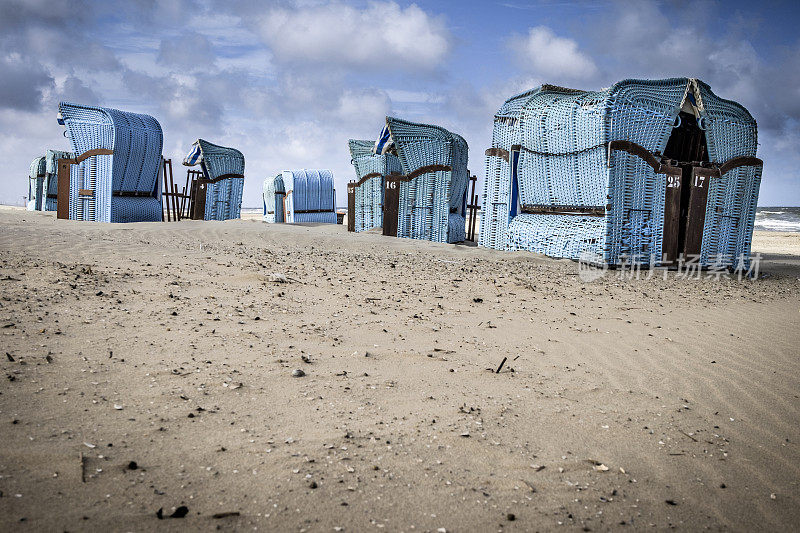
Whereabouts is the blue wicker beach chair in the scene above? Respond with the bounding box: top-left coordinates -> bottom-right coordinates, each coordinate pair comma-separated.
347,139 -> 402,232
183,139 -> 244,221
289,169 -> 337,223
479,78 -> 762,269
57,102 -> 163,223
263,174 -> 286,223
266,170 -> 336,224
27,156 -> 46,211
379,117 -> 469,243
42,150 -> 73,211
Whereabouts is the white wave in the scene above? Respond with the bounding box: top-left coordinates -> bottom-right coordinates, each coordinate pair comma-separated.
755,220 -> 800,232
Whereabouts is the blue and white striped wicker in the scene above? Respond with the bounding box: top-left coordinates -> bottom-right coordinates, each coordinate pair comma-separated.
348,139 -> 402,232
272,169 -> 337,224
262,174 -> 286,223
27,156 -> 46,211
183,139 -> 245,221
42,149 -> 74,211
384,117 -> 469,243
478,78 -> 761,268
58,102 -> 163,223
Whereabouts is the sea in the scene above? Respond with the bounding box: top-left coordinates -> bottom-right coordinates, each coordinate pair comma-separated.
755,207 -> 800,233
245,206 -> 800,233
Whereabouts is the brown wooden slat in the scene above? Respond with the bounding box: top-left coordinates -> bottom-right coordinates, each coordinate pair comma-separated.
717,156 -> 763,176
485,148 -> 509,162
57,162 -> 70,220
609,140 -> 662,173
351,172 -> 382,187
405,164 -> 452,180
683,167 -> 715,258
78,189 -> 94,197
172,183 -> 181,222
115,190 -> 158,197
467,174 -> 477,241
71,148 -> 113,164
192,180 -> 208,220
163,158 -> 171,222
347,183 -> 356,232
382,175 -> 400,237
521,204 -> 606,216
660,165 -> 684,265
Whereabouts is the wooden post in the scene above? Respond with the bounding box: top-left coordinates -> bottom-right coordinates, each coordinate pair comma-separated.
186,170 -> 199,219
465,174 -> 479,241
347,182 -> 356,232
163,158 -> 171,222
165,159 -> 180,222
57,161 -> 71,220
470,193 -> 479,241
172,183 -> 181,221
181,169 -> 191,218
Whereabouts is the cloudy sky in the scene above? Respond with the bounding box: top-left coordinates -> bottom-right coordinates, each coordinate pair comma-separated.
1,0 -> 798,207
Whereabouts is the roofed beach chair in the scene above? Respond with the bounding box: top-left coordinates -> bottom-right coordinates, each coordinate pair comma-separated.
43,150 -> 74,211
347,139 -> 402,232
479,78 -> 763,269
27,156 -> 46,211
263,174 -> 286,223
57,102 -> 163,222
378,117 -> 469,243
265,170 -> 336,223
183,139 -> 245,221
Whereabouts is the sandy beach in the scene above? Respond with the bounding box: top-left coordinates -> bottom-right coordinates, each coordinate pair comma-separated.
1,206 -> 799,532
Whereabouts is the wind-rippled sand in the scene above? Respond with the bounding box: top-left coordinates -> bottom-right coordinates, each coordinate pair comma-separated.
1,207 -> 799,531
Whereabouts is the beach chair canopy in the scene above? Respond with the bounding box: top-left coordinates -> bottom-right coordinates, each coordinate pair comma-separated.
183,139 -> 244,179
479,77 -> 762,268
183,139 -> 245,221
58,102 -> 163,223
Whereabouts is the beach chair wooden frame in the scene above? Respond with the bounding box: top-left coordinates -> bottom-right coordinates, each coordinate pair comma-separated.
56,149 -> 115,219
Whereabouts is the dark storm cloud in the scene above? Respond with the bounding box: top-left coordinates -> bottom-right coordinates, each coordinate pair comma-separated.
0,56 -> 53,111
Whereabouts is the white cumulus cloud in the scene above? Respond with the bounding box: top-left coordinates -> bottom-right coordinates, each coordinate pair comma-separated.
253,1 -> 451,71
510,26 -> 597,81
